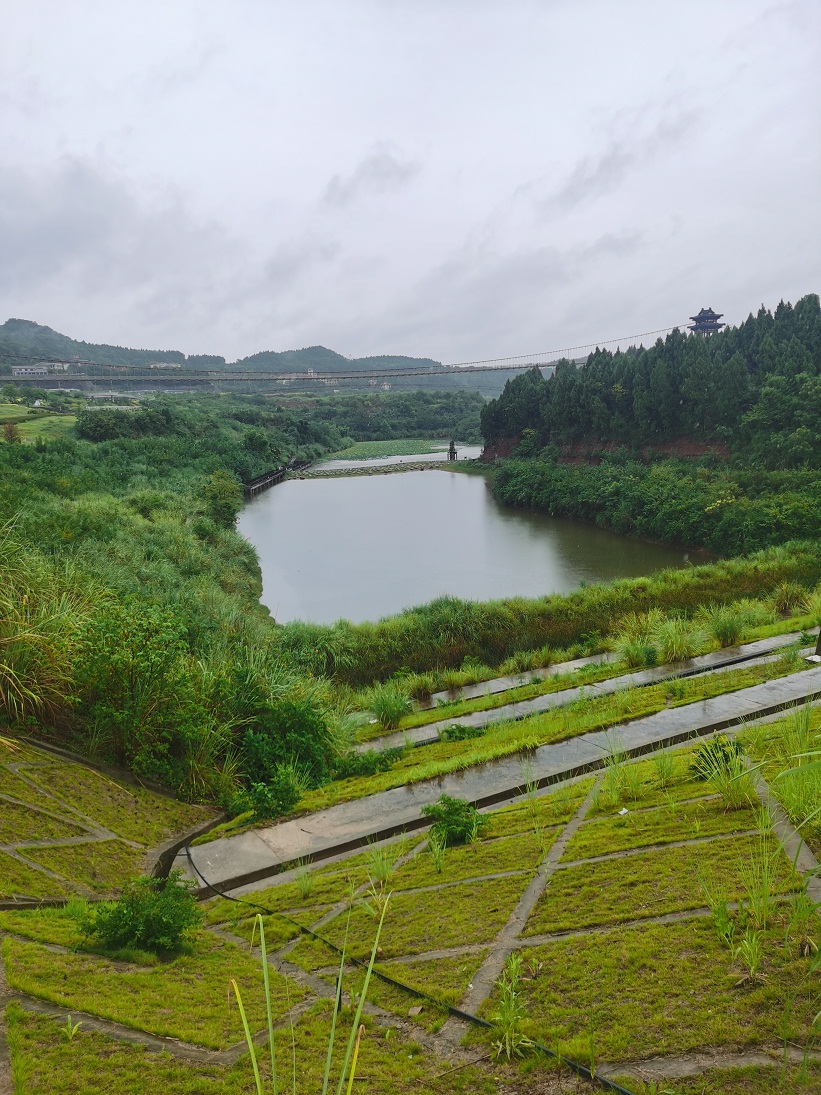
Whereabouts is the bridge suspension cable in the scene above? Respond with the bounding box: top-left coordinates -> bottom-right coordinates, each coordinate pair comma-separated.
444,324 -> 688,369
3,322 -> 692,384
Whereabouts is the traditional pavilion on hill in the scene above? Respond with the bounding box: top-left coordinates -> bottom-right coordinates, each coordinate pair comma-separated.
688,307 -> 725,335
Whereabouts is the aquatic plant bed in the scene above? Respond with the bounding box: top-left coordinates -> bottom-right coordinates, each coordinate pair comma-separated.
326,439 -> 449,459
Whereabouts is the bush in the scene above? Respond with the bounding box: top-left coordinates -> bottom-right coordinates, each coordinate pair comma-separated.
82,870 -> 201,954
246,769 -> 302,819
421,794 -> 488,846
242,696 -> 332,787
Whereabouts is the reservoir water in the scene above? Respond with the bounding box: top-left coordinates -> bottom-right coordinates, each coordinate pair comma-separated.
238,464 -> 691,625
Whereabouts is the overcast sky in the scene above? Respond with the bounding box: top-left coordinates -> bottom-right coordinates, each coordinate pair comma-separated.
1,1 -> 818,363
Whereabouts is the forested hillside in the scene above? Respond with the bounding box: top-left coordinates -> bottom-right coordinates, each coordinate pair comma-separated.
481,294 -> 821,468
480,295 -> 821,554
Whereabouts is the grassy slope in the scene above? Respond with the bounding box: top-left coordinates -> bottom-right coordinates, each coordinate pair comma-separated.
2,693 -> 819,1094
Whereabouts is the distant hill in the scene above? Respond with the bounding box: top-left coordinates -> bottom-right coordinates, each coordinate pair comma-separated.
0,320 -> 440,374
0,318 -> 186,367
234,345 -> 442,374
0,319 -> 519,395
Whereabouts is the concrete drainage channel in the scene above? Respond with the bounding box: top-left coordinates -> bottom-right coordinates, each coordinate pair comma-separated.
179,664 -> 821,894
359,632 -> 818,753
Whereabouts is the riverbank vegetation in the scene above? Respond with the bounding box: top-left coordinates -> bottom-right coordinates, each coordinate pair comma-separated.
479,294 -> 821,554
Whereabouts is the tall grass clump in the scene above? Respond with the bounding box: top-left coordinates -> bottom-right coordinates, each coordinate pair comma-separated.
367,680 -> 411,730
612,609 -> 663,668
700,603 -> 745,648
651,615 -> 707,663
490,952 -> 534,1060
770,580 -> 810,615
802,583 -> 821,627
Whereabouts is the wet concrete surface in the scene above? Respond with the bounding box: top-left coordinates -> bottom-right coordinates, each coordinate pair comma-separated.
360,633 -> 811,753
179,663 -> 821,893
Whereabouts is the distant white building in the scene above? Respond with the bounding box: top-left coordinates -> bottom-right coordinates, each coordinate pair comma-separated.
11,365 -> 49,377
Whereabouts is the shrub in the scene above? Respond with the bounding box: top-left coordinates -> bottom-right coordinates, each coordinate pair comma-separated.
82,870 -> 201,954
246,769 -> 302,819
421,794 -> 488,846
242,696 -> 332,787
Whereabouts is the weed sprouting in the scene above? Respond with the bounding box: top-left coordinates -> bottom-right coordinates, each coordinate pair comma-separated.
699,876 -> 736,948
785,887 -> 819,957
734,926 -> 765,983
428,831 -> 446,874
364,840 -> 403,886
652,751 -> 675,790
60,1014 -> 82,1042
490,952 -> 534,1060
739,832 -> 778,930
294,859 -> 315,901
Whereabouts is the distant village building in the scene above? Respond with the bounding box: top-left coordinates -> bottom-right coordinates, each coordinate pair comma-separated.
11,361 -> 71,377
149,362 -> 182,369
688,308 -> 725,336
11,365 -> 49,377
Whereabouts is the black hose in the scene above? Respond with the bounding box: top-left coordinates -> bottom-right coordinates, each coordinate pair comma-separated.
185,846 -> 638,1095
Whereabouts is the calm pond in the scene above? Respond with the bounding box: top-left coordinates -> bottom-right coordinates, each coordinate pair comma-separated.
238,464 -> 691,625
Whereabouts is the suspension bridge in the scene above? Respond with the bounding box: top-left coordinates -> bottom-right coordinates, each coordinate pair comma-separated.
5,323 -> 690,386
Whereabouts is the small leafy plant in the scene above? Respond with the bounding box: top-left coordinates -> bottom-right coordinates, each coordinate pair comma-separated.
421,794 -> 488,847
60,1015 -> 82,1042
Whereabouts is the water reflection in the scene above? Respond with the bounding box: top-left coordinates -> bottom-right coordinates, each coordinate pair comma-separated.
238,467 -> 690,624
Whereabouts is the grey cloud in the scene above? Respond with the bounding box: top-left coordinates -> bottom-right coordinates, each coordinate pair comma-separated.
542,110 -> 701,213
324,146 -> 420,208
340,229 -> 644,361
